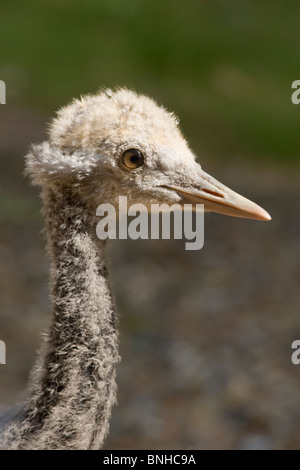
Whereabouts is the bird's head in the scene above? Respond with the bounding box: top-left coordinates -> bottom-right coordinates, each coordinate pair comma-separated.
26,88 -> 270,221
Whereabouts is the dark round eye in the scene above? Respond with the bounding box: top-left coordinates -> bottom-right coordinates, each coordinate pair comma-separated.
120,148 -> 144,170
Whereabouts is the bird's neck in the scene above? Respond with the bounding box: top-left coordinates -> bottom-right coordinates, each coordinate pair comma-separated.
4,187 -> 119,450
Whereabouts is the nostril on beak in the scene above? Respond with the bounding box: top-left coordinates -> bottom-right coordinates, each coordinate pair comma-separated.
202,188 -> 224,199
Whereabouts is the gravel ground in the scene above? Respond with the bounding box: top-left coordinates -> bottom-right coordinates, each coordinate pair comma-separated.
0,107 -> 299,449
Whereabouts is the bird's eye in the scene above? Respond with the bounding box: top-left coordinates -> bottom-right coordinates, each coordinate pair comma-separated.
120,149 -> 144,170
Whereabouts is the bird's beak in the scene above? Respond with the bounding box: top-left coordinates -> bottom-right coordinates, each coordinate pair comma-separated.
164,169 -> 271,221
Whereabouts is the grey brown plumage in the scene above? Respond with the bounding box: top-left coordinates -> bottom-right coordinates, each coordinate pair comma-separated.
0,89 -> 270,450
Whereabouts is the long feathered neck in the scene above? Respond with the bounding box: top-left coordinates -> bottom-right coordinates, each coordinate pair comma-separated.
3,187 -> 119,450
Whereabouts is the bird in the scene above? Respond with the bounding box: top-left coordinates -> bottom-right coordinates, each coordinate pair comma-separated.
0,88 -> 271,450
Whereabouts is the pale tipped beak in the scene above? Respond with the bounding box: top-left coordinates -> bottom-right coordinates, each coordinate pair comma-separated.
165,170 -> 271,221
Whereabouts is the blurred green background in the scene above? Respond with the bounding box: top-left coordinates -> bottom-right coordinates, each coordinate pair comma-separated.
0,0 -> 300,450
1,0 -> 300,160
